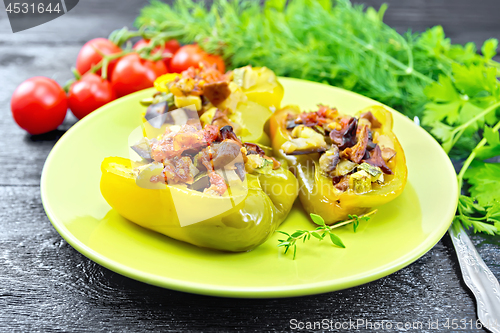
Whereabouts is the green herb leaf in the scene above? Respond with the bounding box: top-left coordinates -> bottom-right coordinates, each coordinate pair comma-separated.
423,75 -> 459,103
481,38 -> 498,60
469,219 -> 498,235
475,126 -> 500,160
486,202 -> 500,223
348,214 -> 361,232
464,161 -> 500,206
458,195 -> 486,215
329,233 -> 345,248
457,102 -> 486,134
291,231 -> 306,238
311,232 -> 323,240
429,122 -> 454,149
423,101 -> 462,126
276,211 -> 373,259
310,213 -> 326,226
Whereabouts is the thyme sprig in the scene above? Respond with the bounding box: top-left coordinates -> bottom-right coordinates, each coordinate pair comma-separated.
277,210 -> 377,259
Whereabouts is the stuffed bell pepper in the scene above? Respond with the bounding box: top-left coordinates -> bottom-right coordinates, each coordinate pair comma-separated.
270,104 -> 407,225
100,111 -> 298,252
141,65 -> 283,146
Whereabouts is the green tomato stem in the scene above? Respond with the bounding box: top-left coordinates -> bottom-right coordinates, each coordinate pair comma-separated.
62,78 -> 76,93
101,58 -> 109,80
82,51 -> 130,78
71,67 -> 81,80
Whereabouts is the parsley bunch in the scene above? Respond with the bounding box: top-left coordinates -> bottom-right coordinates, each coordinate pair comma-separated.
421,37 -> 500,234
136,0 -> 500,235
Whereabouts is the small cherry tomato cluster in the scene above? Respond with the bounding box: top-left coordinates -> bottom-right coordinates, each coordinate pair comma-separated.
11,34 -> 225,135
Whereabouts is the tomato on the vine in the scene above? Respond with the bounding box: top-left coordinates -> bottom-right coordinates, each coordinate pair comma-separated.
111,53 -> 168,97
68,73 -> 116,120
11,77 -> 67,135
133,39 -> 181,70
76,38 -> 122,77
170,44 -> 225,73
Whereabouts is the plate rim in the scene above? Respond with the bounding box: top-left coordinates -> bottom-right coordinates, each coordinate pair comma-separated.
41,77 -> 459,298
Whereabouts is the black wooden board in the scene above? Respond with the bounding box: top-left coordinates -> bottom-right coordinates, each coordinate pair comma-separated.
1,0 -> 500,331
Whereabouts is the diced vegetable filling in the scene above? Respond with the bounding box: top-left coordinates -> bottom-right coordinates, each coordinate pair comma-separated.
141,65 -> 254,134
132,124 -> 280,196
135,65 -> 283,196
282,105 -> 396,193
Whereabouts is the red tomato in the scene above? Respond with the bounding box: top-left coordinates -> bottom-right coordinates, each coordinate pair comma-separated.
133,39 -> 153,51
11,77 -> 67,135
76,38 -> 122,77
163,39 -> 181,54
111,53 -> 168,97
68,73 -> 116,120
170,44 -> 225,73
133,39 -> 180,69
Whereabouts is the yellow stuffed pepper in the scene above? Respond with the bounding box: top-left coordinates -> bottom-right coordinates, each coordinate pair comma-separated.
270,104 -> 407,225
230,66 -> 284,110
141,65 -> 283,146
101,123 -> 298,252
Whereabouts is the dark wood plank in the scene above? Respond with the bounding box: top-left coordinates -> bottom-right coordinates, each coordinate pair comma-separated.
353,0 -> 500,46
0,186 -> 492,331
1,0 -> 500,331
0,0 -> 151,185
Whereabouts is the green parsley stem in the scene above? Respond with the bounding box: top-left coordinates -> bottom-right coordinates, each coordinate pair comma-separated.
457,118 -> 500,190
446,101 -> 500,154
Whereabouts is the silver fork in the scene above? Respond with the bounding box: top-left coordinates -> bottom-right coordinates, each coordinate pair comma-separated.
414,116 -> 500,332
449,223 -> 500,332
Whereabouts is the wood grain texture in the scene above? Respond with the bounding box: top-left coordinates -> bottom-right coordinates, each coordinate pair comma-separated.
1,0 -> 500,331
354,0 -> 500,46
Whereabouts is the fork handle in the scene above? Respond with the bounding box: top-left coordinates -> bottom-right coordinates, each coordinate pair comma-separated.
449,222 -> 500,333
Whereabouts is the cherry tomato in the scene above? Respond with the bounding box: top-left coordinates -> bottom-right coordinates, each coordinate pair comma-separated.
170,44 -> 225,73
11,77 -> 67,135
133,39 -> 181,69
68,73 -> 116,120
76,38 -> 122,77
111,53 -> 168,97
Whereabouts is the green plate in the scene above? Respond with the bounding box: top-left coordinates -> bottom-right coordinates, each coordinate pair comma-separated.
41,78 -> 458,298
